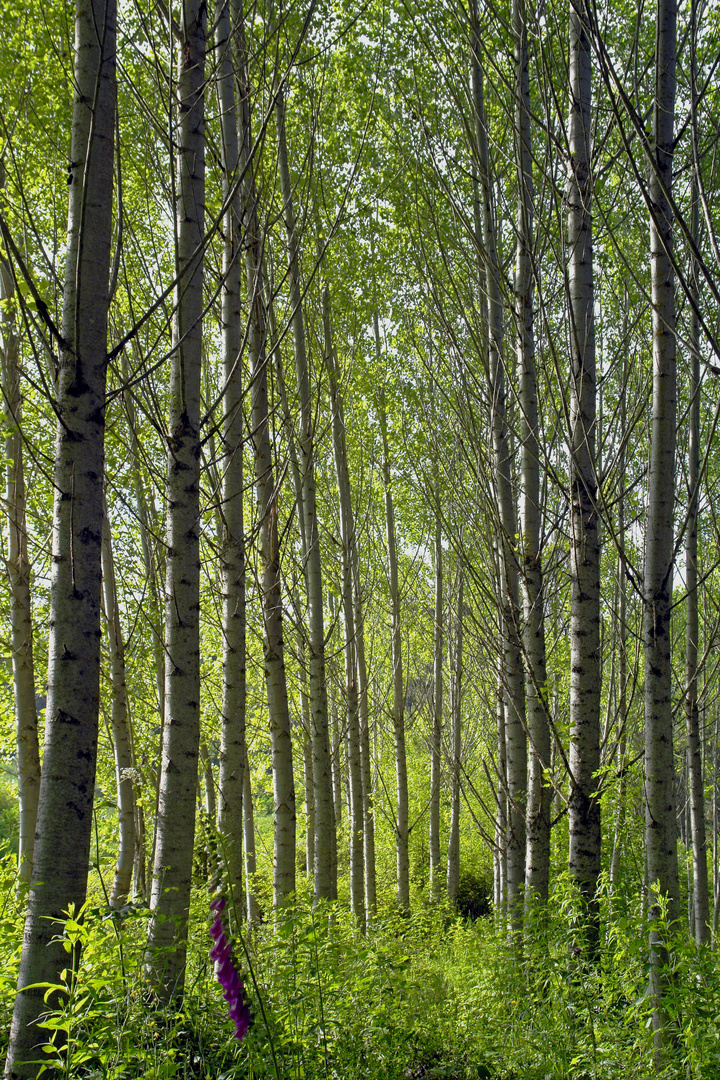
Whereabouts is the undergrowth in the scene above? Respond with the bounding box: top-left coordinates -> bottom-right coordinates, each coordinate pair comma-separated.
0,856 -> 718,1079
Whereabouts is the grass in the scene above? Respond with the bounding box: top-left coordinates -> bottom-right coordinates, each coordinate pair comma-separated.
0,851 -> 717,1079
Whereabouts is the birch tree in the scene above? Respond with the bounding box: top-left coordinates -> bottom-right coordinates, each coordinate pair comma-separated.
566,0 -> 601,945
0,192 -> 40,887
375,317 -> 410,913
146,0 -> 206,999
101,509 -> 137,908
323,285 -> 365,924
644,0 -> 680,1053
4,0 -> 116,1067
514,0 -> 551,910
276,86 -> 334,902
215,0 -> 248,907
471,6 -> 526,929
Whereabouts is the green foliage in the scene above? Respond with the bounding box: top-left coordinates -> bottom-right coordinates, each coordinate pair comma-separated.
1,874 -> 720,1079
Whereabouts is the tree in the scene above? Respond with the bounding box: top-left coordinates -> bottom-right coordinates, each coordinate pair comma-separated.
146,0 -> 206,1000
566,0 -> 601,946
4,0 -> 116,1067
644,0 -> 681,1054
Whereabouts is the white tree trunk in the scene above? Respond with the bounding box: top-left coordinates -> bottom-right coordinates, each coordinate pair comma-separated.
567,0 -> 601,947
446,566 -> 463,903
644,0 -> 680,1055
4,0 -> 116,1069
353,534 -> 377,917
686,166 -> 709,948
471,14 -> 526,931
375,318 -> 410,913
610,349 -> 628,894
276,89 -> 334,903
323,287 -> 365,924
236,20 -> 295,906
101,511 -> 137,909
215,0 -> 247,909
147,0 -> 205,1000
430,501 -> 443,897
0,233 -> 40,888
515,0 -> 550,911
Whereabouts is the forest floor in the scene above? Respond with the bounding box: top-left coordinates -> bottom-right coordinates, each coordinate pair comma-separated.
1,853 -> 718,1080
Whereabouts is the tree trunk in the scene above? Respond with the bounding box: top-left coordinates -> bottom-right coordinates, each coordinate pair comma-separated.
446,565 -> 463,904
147,0 -> 205,1001
430,497 -> 443,898
355,561 -> 377,919
471,9 -> 526,931
237,20 -> 295,906
494,674 -> 508,923
375,317 -> 410,914
276,87 -> 334,903
323,287 -> 365,924
101,510 -> 137,909
567,0 -> 601,948
645,0 -> 680,1055
0,217 -> 40,888
4,0 -> 116,1069
515,0 -> 550,911
610,350 -> 628,894
686,164 -> 709,947
215,0 -> 247,909
243,758 -> 260,924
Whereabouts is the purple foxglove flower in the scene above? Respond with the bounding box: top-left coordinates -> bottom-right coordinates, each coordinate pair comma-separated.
209,893 -> 251,1042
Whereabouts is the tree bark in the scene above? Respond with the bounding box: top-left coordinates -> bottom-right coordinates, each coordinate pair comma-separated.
353,502 -> 377,917
236,14 -> 295,905
323,287 -> 365,924
686,164 -> 709,947
471,9 -> 526,931
446,565 -> 463,904
375,316 -> 410,914
645,0 -> 680,1055
567,0 -> 601,948
101,510 -> 137,909
430,496 -> 443,898
147,0 -> 205,1001
215,0 -> 247,909
515,0 -> 550,911
0,221 -> 40,888
610,349 -> 628,894
4,0 -> 116,1069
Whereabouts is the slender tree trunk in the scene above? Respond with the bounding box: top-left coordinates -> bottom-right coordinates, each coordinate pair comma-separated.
4,0 -> 116,1068
215,0 -> 247,908
323,288 -> 365,923
120,353 -> 160,899
303,717 -> 315,878
472,9 -> 526,931
355,554 -> 377,918
686,165 -> 709,947
276,86 -> 333,903
375,317 -> 410,913
515,0 -> 550,911
147,0 -> 205,1000
430,496 -> 443,898
237,22 -> 295,906
645,0 -> 680,1055
567,0 -> 601,948
122,351 -> 165,726
0,223 -> 40,887
101,510 -> 137,908
494,675 -> 508,923
446,565 -> 463,904
610,352 -> 628,894
243,759 -> 260,924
